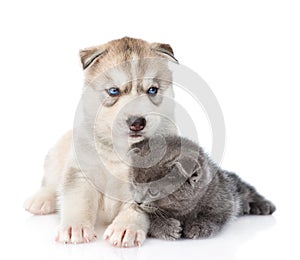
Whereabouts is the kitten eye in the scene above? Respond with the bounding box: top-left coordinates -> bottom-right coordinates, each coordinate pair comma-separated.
107,87 -> 120,96
147,86 -> 158,96
148,188 -> 160,198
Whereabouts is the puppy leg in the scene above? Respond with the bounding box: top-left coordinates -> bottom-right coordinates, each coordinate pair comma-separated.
24,131 -> 72,215
103,205 -> 149,247
24,152 -> 59,215
56,169 -> 99,244
24,187 -> 56,215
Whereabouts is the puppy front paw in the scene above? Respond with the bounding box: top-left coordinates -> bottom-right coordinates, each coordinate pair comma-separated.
55,225 -> 97,244
103,223 -> 146,248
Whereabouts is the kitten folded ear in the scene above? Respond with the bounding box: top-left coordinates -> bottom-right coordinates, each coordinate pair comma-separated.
79,46 -> 107,70
174,156 -> 206,188
174,157 -> 200,177
188,171 -> 201,188
151,42 -> 178,63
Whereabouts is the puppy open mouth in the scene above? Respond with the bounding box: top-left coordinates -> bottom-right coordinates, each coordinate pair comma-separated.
129,132 -> 143,138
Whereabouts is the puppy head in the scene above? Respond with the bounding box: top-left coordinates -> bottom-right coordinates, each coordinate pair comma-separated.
79,37 -> 178,147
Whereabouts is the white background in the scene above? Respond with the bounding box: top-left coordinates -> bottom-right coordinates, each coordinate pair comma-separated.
0,0 -> 299,259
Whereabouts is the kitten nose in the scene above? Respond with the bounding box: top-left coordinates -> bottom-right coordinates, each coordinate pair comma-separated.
135,201 -> 142,206
127,116 -> 146,132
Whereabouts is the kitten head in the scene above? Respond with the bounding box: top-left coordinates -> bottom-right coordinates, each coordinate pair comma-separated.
129,136 -> 212,214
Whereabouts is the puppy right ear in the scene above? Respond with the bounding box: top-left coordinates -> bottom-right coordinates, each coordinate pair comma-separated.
150,42 -> 178,63
79,46 -> 106,70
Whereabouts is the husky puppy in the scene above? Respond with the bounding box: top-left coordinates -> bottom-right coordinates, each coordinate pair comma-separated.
24,37 -> 178,247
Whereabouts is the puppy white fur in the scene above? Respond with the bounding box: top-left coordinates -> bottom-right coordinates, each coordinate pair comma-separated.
24,37 -> 178,247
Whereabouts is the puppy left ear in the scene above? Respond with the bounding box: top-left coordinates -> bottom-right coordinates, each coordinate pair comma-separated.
151,42 -> 178,63
79,46 -> 106,70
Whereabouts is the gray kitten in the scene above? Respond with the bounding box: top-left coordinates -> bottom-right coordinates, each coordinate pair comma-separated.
129,136 -> 276,240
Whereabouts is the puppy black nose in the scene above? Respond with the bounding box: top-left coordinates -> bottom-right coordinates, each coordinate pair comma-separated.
135,201 -> 142,206
127,117 -> 146,132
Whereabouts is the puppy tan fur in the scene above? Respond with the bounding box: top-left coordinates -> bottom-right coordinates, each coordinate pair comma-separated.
24,37 -> 178,247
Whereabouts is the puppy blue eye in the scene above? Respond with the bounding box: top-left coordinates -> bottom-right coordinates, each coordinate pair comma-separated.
147,87 -> 158,95
107,87 -> 120,96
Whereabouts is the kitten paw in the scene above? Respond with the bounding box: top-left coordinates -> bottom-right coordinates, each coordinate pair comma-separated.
24,188 -> 56,215
55,225 -> 97,244
249,200 -> 276,215
151,218 -> 182,240
183,223 -> 214,239
103,223 -> 146,247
